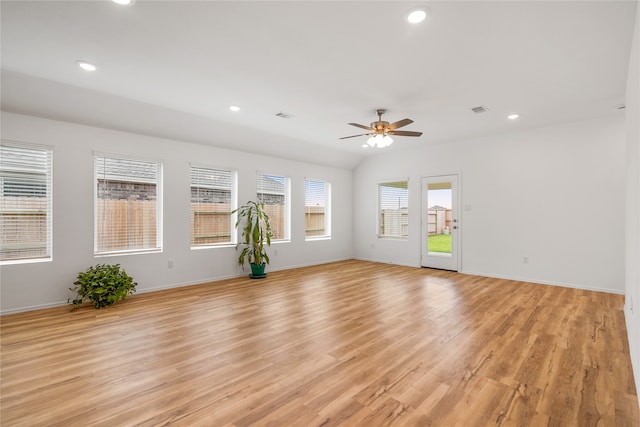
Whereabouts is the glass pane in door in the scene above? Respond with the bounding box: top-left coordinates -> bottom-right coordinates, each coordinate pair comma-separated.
427,182 -> 452,255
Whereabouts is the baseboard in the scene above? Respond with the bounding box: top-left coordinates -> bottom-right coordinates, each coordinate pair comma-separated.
353,256 -> 420,269
135,258 -> 353,293
135,272 -> 245,295
625,304 -> 640,403
459,269 -> 625,295
0,258 -> 354,315
353,259 -> 625,295
4,259 -> 621,315
268,257 -> 355,272
1,300 -> 68,315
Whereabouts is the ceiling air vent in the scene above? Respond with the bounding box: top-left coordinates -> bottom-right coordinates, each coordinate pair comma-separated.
471,105 -> 489,114
275,112 -> 294,119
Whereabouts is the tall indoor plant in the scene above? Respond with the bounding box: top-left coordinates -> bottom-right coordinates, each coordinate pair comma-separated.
233,201 -> 273,278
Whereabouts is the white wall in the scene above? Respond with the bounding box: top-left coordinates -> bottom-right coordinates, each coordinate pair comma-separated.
625,1 -> 640,401
0,112 -> 353,313
354,115 -> 627,293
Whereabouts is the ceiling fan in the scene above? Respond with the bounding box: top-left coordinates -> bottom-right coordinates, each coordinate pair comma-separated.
340,109 -> 423,148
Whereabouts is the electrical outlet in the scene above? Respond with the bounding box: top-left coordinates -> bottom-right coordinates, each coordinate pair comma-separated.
630,295 -> 634,313
168,260 -> 174,269
523,257 -> 529,264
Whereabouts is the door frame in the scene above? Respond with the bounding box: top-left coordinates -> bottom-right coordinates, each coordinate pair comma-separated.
421,173 -> 461,271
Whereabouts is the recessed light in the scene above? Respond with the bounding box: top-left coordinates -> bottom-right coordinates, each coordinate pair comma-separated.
407,8 -> 427,24
362,144 -> 369,148
76,60 -> 97,71
229,105 -> 240,112
112,0 -> 134,5
507,114 -> 519,120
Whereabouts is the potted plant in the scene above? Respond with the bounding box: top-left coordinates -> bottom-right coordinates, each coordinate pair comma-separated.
233,201 -> 273,278
68,263 -> 137,310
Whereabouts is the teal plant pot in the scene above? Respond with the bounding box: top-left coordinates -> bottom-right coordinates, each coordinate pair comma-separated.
250,263 -> 266,279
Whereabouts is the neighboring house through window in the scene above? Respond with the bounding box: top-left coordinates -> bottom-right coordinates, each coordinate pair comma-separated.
0,141 -> 53,263
256,173 -> 289,241
94,154 -> 162,255
190,166 -> 237,247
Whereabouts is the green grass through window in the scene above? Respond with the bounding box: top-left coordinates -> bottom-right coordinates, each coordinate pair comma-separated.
428,233 -> 452,253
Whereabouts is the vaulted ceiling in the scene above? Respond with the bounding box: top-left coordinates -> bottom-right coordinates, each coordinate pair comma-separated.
1,1 -> 637,169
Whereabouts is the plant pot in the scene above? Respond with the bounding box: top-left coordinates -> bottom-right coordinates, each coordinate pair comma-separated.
250,263 -> 267,279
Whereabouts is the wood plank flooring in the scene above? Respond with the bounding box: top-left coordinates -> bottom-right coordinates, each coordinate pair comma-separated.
1,260 -> 638,426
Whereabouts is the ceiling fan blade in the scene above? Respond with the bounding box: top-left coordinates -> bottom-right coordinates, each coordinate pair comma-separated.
339,133 -> 373,140
348,122 -> 375,131
388,130 -> 423,137
387,118 -> 414,130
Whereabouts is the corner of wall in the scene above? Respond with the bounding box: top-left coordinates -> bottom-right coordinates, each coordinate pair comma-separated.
624,0 -> 640,404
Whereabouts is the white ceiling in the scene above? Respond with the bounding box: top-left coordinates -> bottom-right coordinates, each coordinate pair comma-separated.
1,1 -> 637,169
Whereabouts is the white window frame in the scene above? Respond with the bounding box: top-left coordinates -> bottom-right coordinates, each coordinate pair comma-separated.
377,179 -> 409,239
256,172 -> 290,242
0,140 -> 53,265
304,178 -> 331,241
190,164 -> 237,249
94,152 -> 163,256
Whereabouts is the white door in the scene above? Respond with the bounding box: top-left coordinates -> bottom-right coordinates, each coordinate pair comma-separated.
421,175 -> 459,271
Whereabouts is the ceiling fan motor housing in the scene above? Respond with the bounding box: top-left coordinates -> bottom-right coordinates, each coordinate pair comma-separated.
339,108 -> 422,141
372,121 -> 390,134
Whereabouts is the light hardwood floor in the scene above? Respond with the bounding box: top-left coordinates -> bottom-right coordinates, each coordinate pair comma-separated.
1,260 -> 638,426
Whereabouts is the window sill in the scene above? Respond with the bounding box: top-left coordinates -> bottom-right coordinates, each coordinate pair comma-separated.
94,248 -> 163,257
271,239 -> 291,245
191,243 -> 236,250
0,257 -> 52,266
305,236 -> 331,242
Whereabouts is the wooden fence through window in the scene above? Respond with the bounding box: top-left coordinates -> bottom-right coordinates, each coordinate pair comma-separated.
95,199 -> 157,252
428,209 -> 452,235
0,196 -> 48,260
305,206 -> 326,237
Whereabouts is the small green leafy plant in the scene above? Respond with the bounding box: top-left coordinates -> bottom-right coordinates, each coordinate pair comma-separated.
69,264 -> 137,310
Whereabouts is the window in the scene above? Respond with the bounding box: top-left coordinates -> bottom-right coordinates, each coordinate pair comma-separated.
378,180 -> 408,238
190,166 -> 237,247
256,173 -> 289,240
0,141 -> 53,263
305,179 -> 330,239
95,155 -> 162,255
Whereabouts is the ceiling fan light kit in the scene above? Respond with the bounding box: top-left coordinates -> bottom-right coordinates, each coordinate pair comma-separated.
367,134 -> 393,148
340,109 -> 423,148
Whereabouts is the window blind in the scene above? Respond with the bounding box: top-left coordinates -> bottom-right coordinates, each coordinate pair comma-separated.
190,166 -> 236,247
0,142 -> 53,262
378,181 -> 408,238
305,179 -> 330,239
256,173 -> 288,240
95,155 -> 162,255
